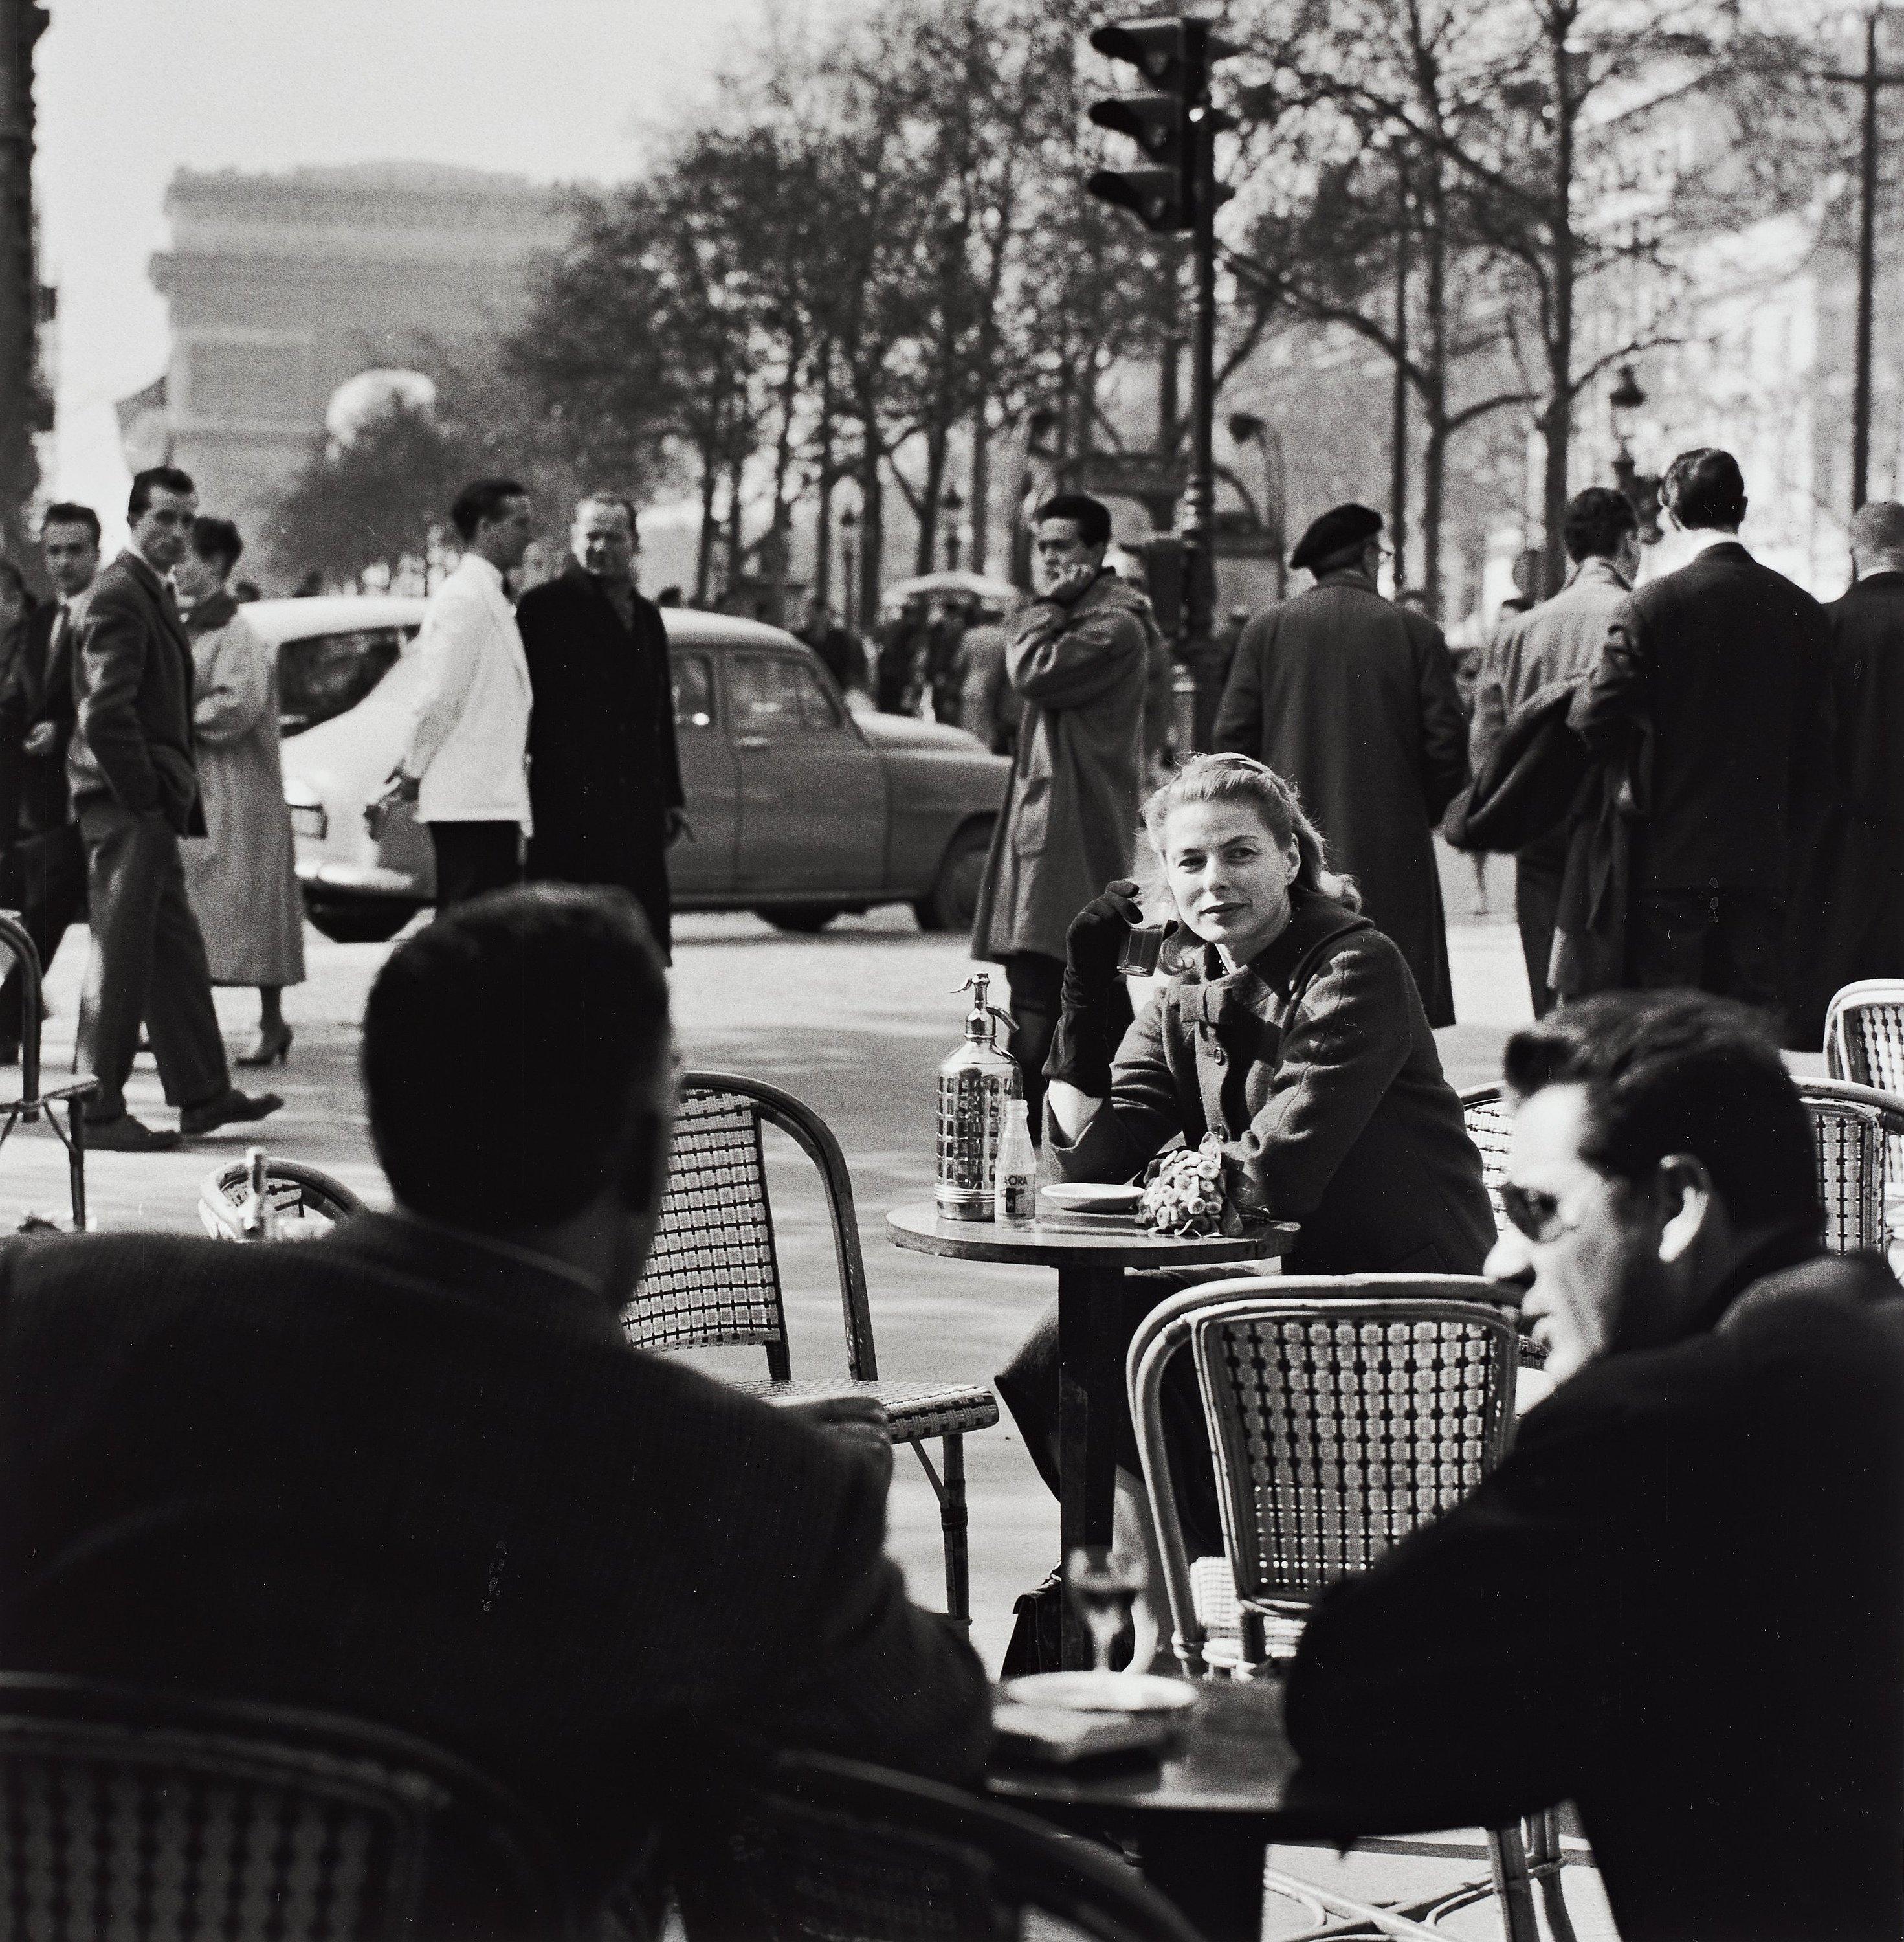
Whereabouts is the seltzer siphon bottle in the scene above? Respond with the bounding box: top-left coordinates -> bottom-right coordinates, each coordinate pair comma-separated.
936,972 -> 1021,1220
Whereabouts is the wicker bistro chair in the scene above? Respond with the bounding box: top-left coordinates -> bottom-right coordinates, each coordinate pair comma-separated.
0,911 -> 96,1230
1824,979 -> 1904,1091
624,1073 -> 999,1627
1128,1278 -> 1573,1942
201,1153 -> 368,1240
0,1673 -> 576,1941
1795,1076 -> 1904,1269
672,1747 -> 1207,1942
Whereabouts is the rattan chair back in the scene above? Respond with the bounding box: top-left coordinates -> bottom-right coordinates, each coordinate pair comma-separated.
673,1748 -> 1204,1942
200,1155 -> 368,1238
1129,1277 -> 1518,1677
623,1073 -> 877,1379
1459,1084 -> 1512,1232
1824,980 -> 1904,1091
0,1673 -> 574,1941
1795,1076 -> 1904,1259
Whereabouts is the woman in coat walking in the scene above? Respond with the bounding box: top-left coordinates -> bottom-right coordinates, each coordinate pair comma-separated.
173,517 -> 304,1064
995,753 -> 1494,1633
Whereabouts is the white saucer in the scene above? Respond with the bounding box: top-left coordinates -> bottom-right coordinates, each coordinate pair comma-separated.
1002,1671 -> 1197,1713
1042,1183 -> 1144,1216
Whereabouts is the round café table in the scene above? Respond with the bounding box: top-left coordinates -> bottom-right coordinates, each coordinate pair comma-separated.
990,1680 -> 1426,1942
886,1203 -> 1296,1668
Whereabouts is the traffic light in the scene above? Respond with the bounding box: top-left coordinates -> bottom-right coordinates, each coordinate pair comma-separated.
1085,16 -> 1236,234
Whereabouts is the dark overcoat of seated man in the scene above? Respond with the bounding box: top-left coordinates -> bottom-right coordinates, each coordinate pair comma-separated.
0,886 -> 990,1917
1287,990 -> 1904,1942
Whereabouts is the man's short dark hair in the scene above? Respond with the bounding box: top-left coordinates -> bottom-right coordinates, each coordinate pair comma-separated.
1033,493 -> 1113,551
189,515 -> 243,575
363,886 -> 670,1231
41,502 -> 100,544
127,467 -> 195,523
1503,991 -> 1820,1233
1662,449 -> 1747,532
577,492 -> 637,531
450,478 -> 527,544
1562,487 -> 1638,564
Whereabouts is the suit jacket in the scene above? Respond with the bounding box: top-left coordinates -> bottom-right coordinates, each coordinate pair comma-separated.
0,594 -> 80,838
1048,889 -> 1494,1275
402,553 -> 533,828
970,571 -> 1149,963
1569,540 -> 1829,894
1286,1243 -> 1904,1942
65,553 -> 205,836
1784,568 -> 1904,1043
0,1216 -> 991,1908
520,563 -> 681,952
1212,571 -> 1467,1027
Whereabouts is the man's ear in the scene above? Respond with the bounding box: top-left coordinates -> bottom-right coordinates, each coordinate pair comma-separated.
1654,1152 -> 1716,1265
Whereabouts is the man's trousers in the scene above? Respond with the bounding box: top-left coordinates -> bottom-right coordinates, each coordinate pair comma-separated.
428,821 -> 524,911
76,800 -> 228,1123
1514,847 -> 1566,1020
1629,886 -> 1786,1022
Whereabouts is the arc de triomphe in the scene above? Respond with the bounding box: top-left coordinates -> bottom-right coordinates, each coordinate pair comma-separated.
133,162 -> 564,579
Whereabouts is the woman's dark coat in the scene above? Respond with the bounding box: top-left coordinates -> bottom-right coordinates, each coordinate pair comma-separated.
998,890 -> 1494,1554
518,563 -> 683,959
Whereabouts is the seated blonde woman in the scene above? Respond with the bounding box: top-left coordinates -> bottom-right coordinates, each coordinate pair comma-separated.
996,753 -> 1494,1581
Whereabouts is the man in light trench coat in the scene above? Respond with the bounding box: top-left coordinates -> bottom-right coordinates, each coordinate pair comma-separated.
971,492 -> 1150,1137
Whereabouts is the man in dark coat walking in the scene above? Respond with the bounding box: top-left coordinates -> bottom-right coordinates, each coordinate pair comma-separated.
519,495 -> 688,961
1570,449 -> 1828,1022
1786,499 -> 1904,1045
0,502 -> 98,1060
1212,503 -> 1468,1025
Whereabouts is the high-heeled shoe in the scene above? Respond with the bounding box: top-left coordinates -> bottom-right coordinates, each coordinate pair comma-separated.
236,1023 -> 293,1067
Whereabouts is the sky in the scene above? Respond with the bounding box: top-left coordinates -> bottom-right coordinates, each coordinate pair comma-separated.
36,0 -> 782,538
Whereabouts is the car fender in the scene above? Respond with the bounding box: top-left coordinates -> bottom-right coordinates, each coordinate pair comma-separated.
878,744 -> 1010,893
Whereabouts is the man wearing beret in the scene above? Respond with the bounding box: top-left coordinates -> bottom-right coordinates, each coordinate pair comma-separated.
1213,503 -> 1468,1024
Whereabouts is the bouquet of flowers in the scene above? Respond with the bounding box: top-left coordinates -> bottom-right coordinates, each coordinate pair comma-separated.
1136,1139 -> 1228,1237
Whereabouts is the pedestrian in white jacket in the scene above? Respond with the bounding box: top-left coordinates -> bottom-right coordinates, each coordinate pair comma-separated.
395,479 -> 535,908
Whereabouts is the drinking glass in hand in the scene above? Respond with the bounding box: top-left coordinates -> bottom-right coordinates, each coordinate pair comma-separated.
1066,1545 -> 1146,1674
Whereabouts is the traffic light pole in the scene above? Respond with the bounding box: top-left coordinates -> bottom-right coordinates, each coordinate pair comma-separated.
1180,19 -> 1222,749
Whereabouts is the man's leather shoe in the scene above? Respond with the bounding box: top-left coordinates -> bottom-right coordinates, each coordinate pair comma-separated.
86,1113 -> 181,1153
179,1088 -> 284,1139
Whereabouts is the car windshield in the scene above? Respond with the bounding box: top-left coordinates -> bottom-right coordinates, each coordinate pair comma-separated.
278,628 -> 410,736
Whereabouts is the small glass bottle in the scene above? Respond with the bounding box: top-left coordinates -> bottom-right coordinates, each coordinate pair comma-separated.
995,1100 -> 1037,1224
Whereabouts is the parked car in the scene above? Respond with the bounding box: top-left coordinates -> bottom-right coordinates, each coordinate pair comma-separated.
250,596 -> 1009,944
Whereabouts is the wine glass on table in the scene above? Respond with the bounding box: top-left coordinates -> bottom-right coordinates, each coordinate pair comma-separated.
1066,1545 -> 1146,1690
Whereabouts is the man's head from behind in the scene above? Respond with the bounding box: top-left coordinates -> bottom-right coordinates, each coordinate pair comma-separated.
1661,448 -> 1747,535
1489,991 -> 1819,1385
363,887 -> 672,1302
1849,499 -> 1904,578
1562,486 -> 1639,574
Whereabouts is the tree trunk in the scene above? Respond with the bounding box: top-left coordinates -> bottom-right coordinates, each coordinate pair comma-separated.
969,402 -> 991,574
725,454 -> 746,602
915,425 -> 949,576
859,445 -> 884,628
694,449 -> 719,607
1541,10 -> 1578,599
813,364 -> 836,612
1421,158 -> 1448,618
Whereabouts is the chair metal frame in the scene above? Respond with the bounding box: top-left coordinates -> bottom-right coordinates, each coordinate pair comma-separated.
1458,1084 -> 1514,1235
672,1745 -> 1208,1942
0,1671 -> 576,1940
201,1153 -> 369,1238
1824,979 -> 1904,1092
1792,1076 -> 1904,1261
0,910 -> 96,1229
625,1071 -> 999,1628
1128,1276 -> 1575,1942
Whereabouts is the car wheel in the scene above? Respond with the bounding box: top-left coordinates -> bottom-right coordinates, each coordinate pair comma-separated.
305,899 -> 420,944
914,822 -> 993,933
757,906 -> 842,933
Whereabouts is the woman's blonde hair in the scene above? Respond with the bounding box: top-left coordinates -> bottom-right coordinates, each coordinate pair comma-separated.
1141,754 -> 1361,912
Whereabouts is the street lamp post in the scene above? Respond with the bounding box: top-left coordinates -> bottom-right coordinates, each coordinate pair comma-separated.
942,484 -> 965,572
840,506 -> 860,633
1608,364 -> 1662,544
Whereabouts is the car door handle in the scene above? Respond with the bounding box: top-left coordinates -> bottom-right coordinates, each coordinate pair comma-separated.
735,734 -> 771,748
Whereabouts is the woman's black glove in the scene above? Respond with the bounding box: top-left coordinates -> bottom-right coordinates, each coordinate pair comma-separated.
1044,880 -> 1143,1097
